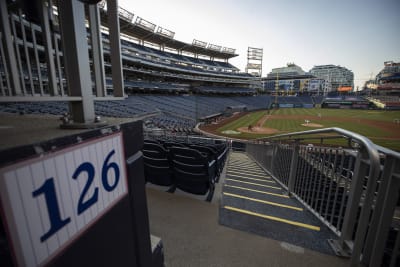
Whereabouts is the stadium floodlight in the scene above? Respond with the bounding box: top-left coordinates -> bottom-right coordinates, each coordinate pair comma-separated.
246,47 -> 263,77
156,26 -> 175,39
207,43 -> 222,52
247,47 -> 263,60
135,16 -> 156,32
192,39 -> 207,48
222,47 -> 236,54
118,6 -> 134,22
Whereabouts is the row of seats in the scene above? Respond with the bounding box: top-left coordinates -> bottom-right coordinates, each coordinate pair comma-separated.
142,139 -> 228,201
119,39 -> 240,75
0,94 -> 343,133
194,86 -> 256,94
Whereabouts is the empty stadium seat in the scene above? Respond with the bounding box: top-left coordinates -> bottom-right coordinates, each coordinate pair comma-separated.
163,141 -> 186,150
142,143 -> 174,187
168,147 -> 216,201
189,143 -> 227,181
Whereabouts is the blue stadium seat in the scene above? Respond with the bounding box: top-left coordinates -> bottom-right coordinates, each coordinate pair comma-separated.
142,143 -> 174,187
168,147 -> 216,201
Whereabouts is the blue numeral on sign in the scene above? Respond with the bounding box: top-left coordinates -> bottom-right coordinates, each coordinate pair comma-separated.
72,162 -> 98,215
31,149 -> 121,242
32,178 -> 71,242
102,150 -> 120,192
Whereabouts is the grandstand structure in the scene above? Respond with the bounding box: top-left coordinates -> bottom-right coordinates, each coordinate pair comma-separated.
365,61 -> 400,109
0,0 -> 262,129
1,1 -> 400,267
0,0 -> 258,99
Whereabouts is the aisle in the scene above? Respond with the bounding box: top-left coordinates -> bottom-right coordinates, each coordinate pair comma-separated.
219,151 -> 336,255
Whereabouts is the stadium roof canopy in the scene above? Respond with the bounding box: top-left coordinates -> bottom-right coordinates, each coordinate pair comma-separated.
99,5 -> 238,60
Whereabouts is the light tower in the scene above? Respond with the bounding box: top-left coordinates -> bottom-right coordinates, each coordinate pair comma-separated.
246,47 -> 263,77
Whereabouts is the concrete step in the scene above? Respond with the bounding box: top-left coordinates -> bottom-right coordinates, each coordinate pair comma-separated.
219,151 -> 337,255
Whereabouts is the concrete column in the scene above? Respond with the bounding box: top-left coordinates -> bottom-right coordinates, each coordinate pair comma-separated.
58,0 -> 95,123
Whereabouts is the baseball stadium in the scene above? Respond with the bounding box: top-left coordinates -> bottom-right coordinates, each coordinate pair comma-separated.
0,1 -> 399,266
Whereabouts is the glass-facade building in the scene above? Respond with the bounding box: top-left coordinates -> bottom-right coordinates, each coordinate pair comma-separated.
262,64 -> 329,95
310,65 -> 354,91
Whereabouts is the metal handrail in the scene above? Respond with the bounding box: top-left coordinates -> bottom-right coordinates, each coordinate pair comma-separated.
248,127 -> 386,264
257,126 -> 381,177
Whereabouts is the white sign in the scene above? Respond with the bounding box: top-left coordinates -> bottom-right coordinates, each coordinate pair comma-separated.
0,132 -> 128,267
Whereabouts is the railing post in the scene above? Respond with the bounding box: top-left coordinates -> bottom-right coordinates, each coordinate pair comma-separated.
366,156 -> 399,266
328,148 -> 369,257
270,143 -> 278,177
287,141 -> 299,194
350,146 -> 382,265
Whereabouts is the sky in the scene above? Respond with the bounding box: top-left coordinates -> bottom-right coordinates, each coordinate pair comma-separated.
118,0 -> 400,89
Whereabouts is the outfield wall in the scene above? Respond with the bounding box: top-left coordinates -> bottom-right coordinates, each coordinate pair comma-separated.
322,101 -> 370,109
275,103 -> 314,108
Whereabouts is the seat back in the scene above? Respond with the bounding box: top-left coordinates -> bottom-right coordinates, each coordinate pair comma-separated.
142,143 -> 173,186
169,147 -> 215,198
163,141 -> 186,150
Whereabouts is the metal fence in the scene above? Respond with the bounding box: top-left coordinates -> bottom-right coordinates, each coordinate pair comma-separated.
246,127 -> 399,266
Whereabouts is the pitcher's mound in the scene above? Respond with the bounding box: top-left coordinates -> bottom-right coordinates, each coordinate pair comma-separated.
301,123 -> 323,128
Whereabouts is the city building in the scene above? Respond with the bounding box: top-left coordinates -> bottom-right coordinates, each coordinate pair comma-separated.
262,63 -> 328,95
310,64 -> 354,92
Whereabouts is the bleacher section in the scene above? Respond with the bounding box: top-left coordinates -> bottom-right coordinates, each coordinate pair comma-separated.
0,95 -> 273,133
117,38 -> 246,77
2,94 -> 385,134
1,11 -> 256,99
368,95 -> 400,110
105,38 -> 253,80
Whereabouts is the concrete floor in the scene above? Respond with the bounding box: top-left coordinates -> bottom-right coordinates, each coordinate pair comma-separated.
146,187 -> 349,267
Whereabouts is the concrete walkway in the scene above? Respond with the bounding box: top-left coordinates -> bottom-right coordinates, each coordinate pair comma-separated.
146,186 -> 349,267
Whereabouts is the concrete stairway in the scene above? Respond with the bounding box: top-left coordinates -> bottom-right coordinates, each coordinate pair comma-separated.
219,151 -> 337,255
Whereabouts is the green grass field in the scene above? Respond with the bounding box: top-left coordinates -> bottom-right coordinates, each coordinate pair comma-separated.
216,108 -> 400,150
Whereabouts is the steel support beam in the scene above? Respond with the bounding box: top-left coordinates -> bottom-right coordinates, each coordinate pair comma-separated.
89,4 -> 107,97
0,0 -> 22,95
107,0 -> 124,97
37,0 -> 58,95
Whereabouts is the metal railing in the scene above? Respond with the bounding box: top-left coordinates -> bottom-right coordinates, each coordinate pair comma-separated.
245,127 -> 399,266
